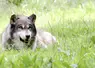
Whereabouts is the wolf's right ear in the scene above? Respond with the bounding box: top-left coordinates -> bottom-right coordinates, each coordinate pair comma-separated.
10,14 -> 17,24
28,14 -> 36,23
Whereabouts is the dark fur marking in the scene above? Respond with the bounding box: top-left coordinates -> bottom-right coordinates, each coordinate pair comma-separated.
10,24 -> 16,39
30,24 -> 37,36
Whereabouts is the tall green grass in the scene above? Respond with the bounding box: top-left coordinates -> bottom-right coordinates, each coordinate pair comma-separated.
0,0 -> 95,68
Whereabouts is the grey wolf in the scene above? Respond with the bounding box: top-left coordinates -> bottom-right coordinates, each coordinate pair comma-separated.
1,14 -> 56,50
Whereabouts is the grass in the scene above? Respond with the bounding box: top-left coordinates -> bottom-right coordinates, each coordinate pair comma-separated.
0,0 -> 95,68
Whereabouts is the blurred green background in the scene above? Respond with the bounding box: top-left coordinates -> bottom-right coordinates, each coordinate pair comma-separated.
0,0 -> 95,68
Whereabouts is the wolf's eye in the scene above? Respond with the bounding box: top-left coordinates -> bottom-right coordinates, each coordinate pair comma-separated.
28,26 -> 32,30
18,26 -> 23,29
28,24 -> 34,29
28,26 -> 32,29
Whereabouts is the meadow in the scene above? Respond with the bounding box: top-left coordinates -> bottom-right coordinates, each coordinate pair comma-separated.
0,0 -> 95,68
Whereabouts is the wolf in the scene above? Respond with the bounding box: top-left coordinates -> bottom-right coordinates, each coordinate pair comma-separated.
1,14 -> 56,50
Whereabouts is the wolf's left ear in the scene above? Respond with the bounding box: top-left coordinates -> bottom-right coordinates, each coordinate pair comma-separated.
10,14 -> 17,24
28,14 -> 36,23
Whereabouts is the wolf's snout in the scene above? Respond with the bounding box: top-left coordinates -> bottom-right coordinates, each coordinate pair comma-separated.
26,35 -> 30,40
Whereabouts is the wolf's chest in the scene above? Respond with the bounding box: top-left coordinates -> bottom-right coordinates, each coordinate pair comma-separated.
9,38 -> 35,50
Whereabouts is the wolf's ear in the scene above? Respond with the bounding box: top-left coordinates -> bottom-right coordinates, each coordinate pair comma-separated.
10,14 -> 17,24
28,14 -> 36,23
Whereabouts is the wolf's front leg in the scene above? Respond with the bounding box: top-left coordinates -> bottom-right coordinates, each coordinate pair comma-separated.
31,39 -> 37,51
38,40 -> 47,48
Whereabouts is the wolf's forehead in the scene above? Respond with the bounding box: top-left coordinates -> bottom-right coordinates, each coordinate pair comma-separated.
16,17 -> 31,25
17,19 -> 30,24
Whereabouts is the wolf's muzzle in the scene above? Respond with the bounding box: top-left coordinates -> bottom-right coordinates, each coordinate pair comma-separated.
20,37 -> 29,43
26,35 -> 30,40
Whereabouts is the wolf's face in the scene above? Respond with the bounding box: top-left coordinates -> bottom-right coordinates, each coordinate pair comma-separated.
10,14 -> 37,43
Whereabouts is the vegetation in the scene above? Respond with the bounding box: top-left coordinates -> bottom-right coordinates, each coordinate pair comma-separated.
0,0 -> 95,68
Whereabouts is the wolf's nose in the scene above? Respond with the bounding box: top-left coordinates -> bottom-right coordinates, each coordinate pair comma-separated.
26,35 -> 30,39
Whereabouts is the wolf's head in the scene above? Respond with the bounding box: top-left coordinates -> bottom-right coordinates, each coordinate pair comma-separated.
10,14 -> 37,43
